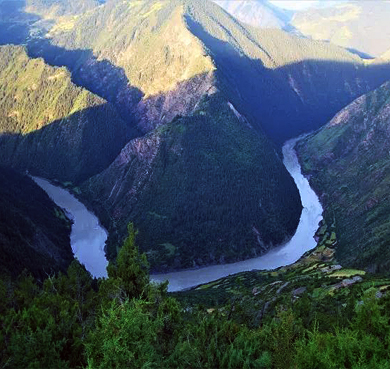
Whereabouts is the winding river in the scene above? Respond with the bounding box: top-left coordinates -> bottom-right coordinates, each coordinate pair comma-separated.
152,138 -> 323,291
33,137 -> 323,291
32,177 -> 109,278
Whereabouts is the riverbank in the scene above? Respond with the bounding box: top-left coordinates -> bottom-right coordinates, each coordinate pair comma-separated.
151,138 -> 323,291
32,177 -> 109,278
32,137 -> 322,289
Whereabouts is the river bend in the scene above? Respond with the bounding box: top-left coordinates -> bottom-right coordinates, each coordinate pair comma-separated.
32,177 -> 108,278
33,137 -> 322,289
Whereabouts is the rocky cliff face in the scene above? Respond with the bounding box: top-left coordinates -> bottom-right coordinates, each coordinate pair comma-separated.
297,81 -> 390,272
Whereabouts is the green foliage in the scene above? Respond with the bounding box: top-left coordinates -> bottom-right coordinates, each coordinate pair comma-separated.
297,81 -> 390,272
86,300 -> 162,369
107,223 -> 150,300
84,94 -> 302,270
0,260 -> 97,368
0,45 -> 130,183
3,226 -> 390,368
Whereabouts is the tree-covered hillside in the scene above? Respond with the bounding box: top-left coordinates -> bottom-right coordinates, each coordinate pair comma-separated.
3,224 -> 390,368
0,45 -> 130,183
297,81 -> 390,273
82,95 -> 302,270
27,0 -> 217,129
25,0 -> 101,18
0,166 -> 73,279
27,0 -> 390,144
184,0 -> 390,143
1,0 -> 390,272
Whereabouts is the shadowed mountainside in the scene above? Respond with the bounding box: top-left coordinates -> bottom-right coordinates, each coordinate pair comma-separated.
1,0 -> 390,271
0,166 -> 73,279
297,81 -> 390,273
0,45 -> 131,183
26,0 -> 390,144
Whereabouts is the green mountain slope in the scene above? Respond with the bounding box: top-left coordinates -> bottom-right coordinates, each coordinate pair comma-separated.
0,166 -> 73,278
213,0 -> 292,29
1,0 -> 390,271
297,81 -> 390,272
0,45 -> 130,183
13,0 -> 389,270
82,94 -> 301,270
30,0 -> 390,144
28,0 -> 216,127
292,1 -> 390,58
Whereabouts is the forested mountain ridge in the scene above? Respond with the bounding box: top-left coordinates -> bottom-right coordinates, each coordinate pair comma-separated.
0,45 -> 130,183
82,95 -> 302,270
0,167 -> 73,279
1,0 -> 390,271
297,81 -> 390,273
25,0 -> 101,18
28,0 -> 217,130
30,0 -> 390,144
0,0 -> 388,270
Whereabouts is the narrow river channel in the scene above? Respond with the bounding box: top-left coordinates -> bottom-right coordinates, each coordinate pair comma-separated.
32,177 -> 109,278
33,137 -> 323,291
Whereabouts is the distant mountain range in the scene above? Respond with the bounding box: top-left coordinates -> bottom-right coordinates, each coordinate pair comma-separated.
291,1 -> 390,58
214,0 -> 292,30
214,1 -> 390,58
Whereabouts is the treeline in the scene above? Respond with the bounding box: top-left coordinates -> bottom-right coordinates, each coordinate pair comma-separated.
2,224 -> 390,368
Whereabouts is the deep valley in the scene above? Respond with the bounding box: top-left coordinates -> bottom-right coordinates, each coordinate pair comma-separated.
1,0 -> 390,368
